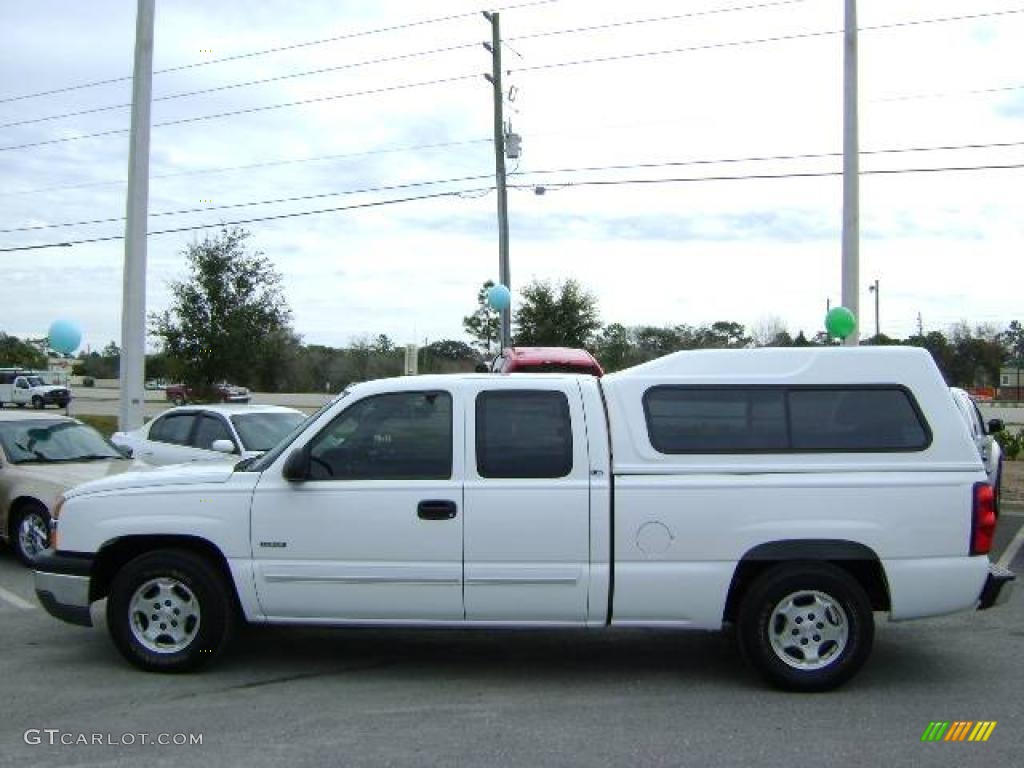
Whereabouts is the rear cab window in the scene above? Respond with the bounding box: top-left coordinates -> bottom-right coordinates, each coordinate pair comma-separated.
644,386 -> 931,453
475,390 -> 573,478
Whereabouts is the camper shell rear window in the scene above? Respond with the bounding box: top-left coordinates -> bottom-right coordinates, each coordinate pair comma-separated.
643,385 -> 931,454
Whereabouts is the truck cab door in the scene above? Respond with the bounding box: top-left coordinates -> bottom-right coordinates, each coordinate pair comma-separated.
250,388 -> 464,622
13,377 -> 31,405
463,379 -> 593,623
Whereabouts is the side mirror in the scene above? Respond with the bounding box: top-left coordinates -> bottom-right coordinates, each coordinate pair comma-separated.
211,439 -> 236,454
282,447 -> 310,481
116,445 -> 133,459
987,418 -> 1004,434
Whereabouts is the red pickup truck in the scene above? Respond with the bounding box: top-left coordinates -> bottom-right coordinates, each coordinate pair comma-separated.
165,382 -> 251,406
489,347 -> 604,376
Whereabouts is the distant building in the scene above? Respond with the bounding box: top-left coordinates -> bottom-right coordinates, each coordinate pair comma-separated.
998,365 -> 1024,401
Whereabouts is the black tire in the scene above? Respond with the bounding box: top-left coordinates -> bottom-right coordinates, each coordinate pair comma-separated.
172,395 -> 186,407
106,549 -> 234,673
737,562 -> 874,692
31,396 -> 44,410
11,501 -> 50,567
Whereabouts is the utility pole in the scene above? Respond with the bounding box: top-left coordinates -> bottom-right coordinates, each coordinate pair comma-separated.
841,0 -> 860,346
119,0 -> 155,432
868,279 -> 880,338
483,11 -> 511,350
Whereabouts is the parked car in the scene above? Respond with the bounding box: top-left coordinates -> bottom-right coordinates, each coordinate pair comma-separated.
0,369 -> 71,409
0,412 -> 137,565
34,347 -> 1013,689
164,382 -> 250,406
488,346 -> 604,376
112,404 -> 305,466
950,387 -> 1004,509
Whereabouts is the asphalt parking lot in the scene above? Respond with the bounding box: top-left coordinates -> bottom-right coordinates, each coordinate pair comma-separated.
1,519 -> 1022,768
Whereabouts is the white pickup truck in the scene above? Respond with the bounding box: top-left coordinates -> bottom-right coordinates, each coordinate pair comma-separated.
34,347 -> 1013,691
0,370 -> 71,409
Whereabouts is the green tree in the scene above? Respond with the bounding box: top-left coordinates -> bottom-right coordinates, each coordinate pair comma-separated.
514,278 -> 601,348
999,320 -> 1024,363
150,227 -> 297,394
463,280 -> 501,355
0,332 -> 48,369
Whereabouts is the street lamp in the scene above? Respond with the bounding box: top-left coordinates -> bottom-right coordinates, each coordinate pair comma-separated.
867,279 -> 880,339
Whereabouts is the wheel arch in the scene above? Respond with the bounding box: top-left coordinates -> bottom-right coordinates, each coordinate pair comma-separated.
723,539 -> 891,623
90,534 -> 240,612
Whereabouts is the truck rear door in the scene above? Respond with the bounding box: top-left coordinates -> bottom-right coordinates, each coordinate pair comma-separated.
462,377 -> 595,623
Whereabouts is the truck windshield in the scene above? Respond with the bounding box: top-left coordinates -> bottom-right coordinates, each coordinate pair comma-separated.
0,420 -> 123,464
241,392 -> 348,472
26,376 -> 44,387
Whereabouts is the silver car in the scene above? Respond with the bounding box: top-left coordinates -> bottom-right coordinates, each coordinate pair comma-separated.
0,412 -> 138,565
950,387 -> 1004,509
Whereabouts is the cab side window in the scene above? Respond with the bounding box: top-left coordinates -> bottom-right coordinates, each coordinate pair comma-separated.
149,413 -> 196,445
308,392 -> 452,480
476,390 -> 572,478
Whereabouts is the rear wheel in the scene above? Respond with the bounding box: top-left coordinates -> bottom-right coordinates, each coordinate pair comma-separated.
737,562 -> 874,692
12,502 -> 50,566
106,549 -> 234,672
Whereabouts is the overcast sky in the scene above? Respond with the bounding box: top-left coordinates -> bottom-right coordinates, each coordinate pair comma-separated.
1,0 -> 1021,352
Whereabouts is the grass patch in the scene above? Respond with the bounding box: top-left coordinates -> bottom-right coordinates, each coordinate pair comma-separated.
75,414 -> 119,438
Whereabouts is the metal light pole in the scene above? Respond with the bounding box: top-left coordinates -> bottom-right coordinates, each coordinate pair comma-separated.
841,0 -> 860,346
119,0 -> 155,432
484,11 -> 511,350
868,279 -> 880,338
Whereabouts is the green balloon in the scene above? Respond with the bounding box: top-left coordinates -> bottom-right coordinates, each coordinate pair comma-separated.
825,306 -> 857,339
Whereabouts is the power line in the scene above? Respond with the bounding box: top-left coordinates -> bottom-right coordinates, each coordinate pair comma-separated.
3,161 -> 1022,252
0,73 -> 480,153
6,7 -> 1021,154
0,187 -> 494,252
0,137 -> 491,198
7,138 -> 1022,232
0,41 -> 483,130
513,162 -> 1024,192
0,0 -> 560,105
513,8 -> 1024,76
0,173 -> 495,233
877,83 -> 1024,103
0,0 -> 811,130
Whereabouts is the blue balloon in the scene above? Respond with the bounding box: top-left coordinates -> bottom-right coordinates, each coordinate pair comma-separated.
486,284 -> 511,311
48,319 -> 82,355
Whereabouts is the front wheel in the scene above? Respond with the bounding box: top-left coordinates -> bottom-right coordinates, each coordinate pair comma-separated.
737,562 -> 874,692
12,502 -> 50,566
31,396 -> 44,409
106,549 -> 234,672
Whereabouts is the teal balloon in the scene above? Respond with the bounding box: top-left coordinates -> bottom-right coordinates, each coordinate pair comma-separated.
48,319 -> 82,355
825,306 -> 857,339
486,284 -> 511,311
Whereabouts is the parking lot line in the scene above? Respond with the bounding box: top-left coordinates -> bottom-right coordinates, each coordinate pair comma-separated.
996,519 -> 1024,570
0,585 -> 34,610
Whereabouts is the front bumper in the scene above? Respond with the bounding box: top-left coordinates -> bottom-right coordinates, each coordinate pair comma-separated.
978,564 -> 1015,610
33,551 -> 94,627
